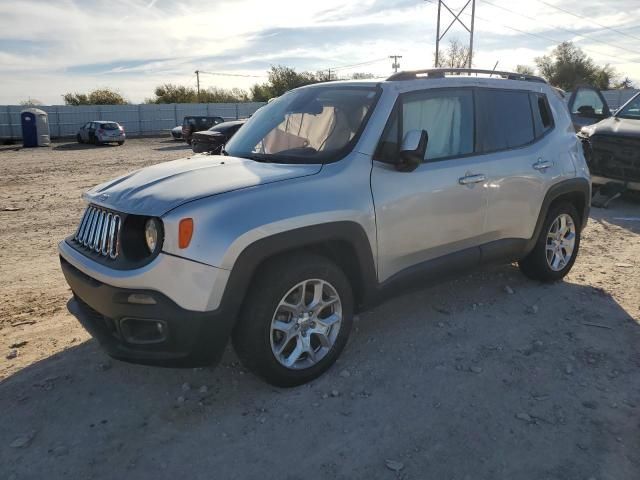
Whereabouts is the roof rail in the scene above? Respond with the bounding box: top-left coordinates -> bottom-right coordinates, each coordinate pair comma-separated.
387,68 -> 547,84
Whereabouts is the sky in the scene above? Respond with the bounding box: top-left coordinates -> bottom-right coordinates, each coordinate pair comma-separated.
1,0 -> 639,104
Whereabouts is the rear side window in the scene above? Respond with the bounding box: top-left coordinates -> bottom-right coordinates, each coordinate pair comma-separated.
530,93 -> 554,138
476,89 -> 535,152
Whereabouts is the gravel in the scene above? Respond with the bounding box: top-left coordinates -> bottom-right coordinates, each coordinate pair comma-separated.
0,138 -> 639,479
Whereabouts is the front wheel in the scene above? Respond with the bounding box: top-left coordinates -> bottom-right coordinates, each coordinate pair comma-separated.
519,202 -> 581,281
77,134 -> 83,144
232,253 -> 353,387
117,141 -> 124,146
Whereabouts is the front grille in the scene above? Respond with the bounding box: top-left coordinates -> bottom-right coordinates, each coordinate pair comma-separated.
590,134 -> 640,183
74,205 -> 121,259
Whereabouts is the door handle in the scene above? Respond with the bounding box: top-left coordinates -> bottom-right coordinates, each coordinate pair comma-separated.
458,174 -> 486,185
533,159 -> 553,171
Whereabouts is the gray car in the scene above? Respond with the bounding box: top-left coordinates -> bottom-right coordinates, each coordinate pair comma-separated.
77,121 -> 126,145
60,68 -> 590,386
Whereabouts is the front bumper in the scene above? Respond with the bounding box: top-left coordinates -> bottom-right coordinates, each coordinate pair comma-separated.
61,256 -> 234,366
592,175 -> 640,192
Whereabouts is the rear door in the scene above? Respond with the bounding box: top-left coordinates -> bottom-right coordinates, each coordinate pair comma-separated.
567,86 -> 611,131
481,88 -> 562,253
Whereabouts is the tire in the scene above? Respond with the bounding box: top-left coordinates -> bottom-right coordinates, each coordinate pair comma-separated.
77,134 -> 83,144
93,136 -> 101,146
117,141 -> 124,146
232,252 -> 354,387
518,202 -> 581,282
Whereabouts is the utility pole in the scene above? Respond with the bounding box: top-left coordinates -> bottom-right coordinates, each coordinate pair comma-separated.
389,55 -> 402,73
432,0 -> 476,69
195,70 -> 200,101
327,68 -> 332,81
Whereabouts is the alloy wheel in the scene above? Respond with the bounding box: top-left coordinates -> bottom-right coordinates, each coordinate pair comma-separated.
545,213 -> 576,271
270,279 -> 342,370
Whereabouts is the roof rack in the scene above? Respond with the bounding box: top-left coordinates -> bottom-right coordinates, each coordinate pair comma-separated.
387,68 -> 547,84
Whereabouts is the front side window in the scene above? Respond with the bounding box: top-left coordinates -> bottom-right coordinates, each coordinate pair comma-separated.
571,89 -> 605,115
375,89 -> 474,162
476,89 -> 535,152
224,86 -> 379,164
616,93 -> 640,120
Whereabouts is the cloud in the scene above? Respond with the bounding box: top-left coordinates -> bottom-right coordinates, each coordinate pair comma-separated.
0,0 -> 639,103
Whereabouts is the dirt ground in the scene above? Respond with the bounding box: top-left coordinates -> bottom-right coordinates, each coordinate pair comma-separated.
1,138 -> 639,480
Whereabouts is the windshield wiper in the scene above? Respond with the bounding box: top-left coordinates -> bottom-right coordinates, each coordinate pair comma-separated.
246,153 -> 275,163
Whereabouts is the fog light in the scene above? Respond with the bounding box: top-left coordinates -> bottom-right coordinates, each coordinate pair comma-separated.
120,318 -> 167,344
127,293 -> 157,305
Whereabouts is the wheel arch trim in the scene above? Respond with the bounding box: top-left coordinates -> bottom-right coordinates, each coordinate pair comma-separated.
218,221 -> 378,320
524,177 -> 590,254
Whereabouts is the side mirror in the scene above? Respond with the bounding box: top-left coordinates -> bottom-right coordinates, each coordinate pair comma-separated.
397,129 -> 428,172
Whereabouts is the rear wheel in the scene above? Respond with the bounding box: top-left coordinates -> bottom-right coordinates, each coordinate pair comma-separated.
117,141 -> 124,146
232,253 -> 353,387
93,136 -> 101,146
519,202 -> 581,281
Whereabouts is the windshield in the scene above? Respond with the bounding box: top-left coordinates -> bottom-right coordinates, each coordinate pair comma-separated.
616,93 -> 640,120
224,85 -> 379,164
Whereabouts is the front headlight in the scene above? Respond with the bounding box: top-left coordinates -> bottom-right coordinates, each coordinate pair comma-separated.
144,218 -> 160,252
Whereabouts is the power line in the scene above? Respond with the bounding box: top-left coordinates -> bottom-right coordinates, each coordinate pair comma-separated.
329,57 -> 388,71
472,11 -> 640,66
197,70 -> 266,78
482,0 -> 640,58
535,0 -> 640,43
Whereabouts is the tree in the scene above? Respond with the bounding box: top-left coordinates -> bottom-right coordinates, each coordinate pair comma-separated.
199,87 -> 250,103
147,84 -> 197,104
435,39 -> 470,68
351,72 -> 375,80
250,65 -> 326,101
19,98 -> 43,106
614,76 -> 634,89
515,65 -> 535,76
146,84 -> 250,103
535,41 -> 616,91
63,88 -> 127,105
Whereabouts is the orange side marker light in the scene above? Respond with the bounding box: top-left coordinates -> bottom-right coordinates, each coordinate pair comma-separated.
179,218 -> 194,249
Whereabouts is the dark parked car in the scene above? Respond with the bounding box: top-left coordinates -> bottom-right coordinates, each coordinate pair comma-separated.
181,116 -> 224,144
570,87 -> 640,194
191,120 -> 245,154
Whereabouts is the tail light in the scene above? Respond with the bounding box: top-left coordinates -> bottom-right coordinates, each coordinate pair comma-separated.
97,129 -> 104,135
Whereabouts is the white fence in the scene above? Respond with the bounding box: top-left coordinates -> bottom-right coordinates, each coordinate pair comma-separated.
0,102 -> 266,140
600,89 -> 639,111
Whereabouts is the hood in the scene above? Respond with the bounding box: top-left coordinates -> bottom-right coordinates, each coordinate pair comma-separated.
581,116 -> 640,137
84,155 -> 322,216
193,130 -> 224,140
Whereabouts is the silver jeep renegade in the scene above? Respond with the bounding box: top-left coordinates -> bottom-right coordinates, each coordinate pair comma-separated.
59,68 -> 590,386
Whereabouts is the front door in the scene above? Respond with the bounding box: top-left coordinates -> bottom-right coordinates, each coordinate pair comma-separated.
371,88 -> 490,282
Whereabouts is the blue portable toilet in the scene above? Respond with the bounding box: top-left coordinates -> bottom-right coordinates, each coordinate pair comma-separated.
21,108 -> 50,147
